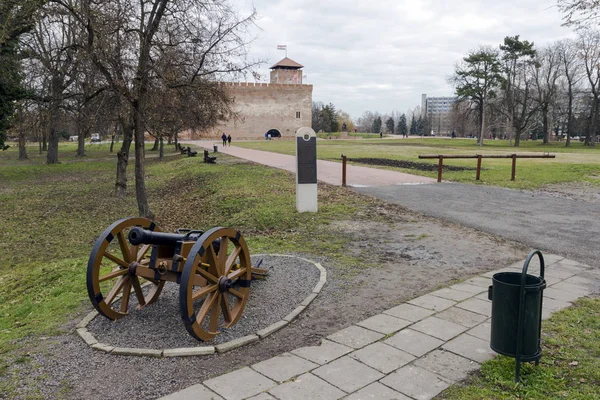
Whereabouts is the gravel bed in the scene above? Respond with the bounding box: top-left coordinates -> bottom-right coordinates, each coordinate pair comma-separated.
86,255 -> 320,348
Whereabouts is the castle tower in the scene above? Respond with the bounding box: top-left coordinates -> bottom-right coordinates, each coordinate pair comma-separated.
270,57 -> 304,84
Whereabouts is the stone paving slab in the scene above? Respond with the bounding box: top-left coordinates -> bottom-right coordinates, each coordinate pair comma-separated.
430,287 -> 474,302
449,282 -> 487,295
343,382 -> 411,400
160,384 -> 224,400
410,316 -> 468,341
407,294 -> 456,311
384,328 -> 444,357
466,320 -> 491,342
383,303 -> 435,322
326,325 -> 385,349
350,342 -> 415,374
380,365 -> 450,400
414,349 -> 480,382
442,333 -> 495,363
545,268 -> 577,280
542,297 -> 572,311
551,281 -> 591,296
564,275 -> 596,286
268,373 -> 345,400
246,394 -> 276,400
544,287 -> 585,302
204,367 -> 276,400
435,306 -> 488,328
356,313 -> 411,335
291,339 -> 353,365
251,353 -> 318,383
313,356 -> 384,393
463,276 -> 492,288
455,298 -> 491,316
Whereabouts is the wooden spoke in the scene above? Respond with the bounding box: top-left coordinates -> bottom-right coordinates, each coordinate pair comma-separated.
104,275 -> 127,305
196,267 -> 219,284
87,217 -> 165,322
228,267 -> 247,281
179,227 -> 251,341
131,276 -> 146,307
116,231 -> 131,263
191,284 -> 217,301
103,251 -> 129,268
217,236 -> 228,272
195,292 -> 218,325
120,278 -> 132,313
221,294 -> 233,323
136,244 -> 152,262
209,294 -> 222,333
205,244 -> 221,276
224,246 -> 241,276
99,268 -> 128,283
229,287 -> 245,300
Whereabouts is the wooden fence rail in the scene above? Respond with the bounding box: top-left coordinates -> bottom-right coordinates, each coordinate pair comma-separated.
418,153 -> 556,182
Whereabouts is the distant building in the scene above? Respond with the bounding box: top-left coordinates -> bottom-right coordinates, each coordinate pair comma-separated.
185,57 -> 312,140
421,94 -> 457,135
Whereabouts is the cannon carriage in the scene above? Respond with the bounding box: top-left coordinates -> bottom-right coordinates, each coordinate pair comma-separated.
86,217 -> 266,341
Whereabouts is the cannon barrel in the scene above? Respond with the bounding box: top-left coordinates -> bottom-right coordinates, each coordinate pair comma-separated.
128,227 -> 202,246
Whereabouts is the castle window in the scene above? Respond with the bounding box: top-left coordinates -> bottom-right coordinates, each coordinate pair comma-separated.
296,111 -> 301,119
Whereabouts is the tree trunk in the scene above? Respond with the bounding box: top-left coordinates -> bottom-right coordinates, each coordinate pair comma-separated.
542,106 -> 549,144
566,87 -> 573,147
18,131 -> 28,160
133,105 -> 153,218
151,138 -> 158,151
76,120 -> 86,157
174,132 -> 179,152
42,131 -> 47,151
167,135 -> 172,145
159,136 -> 164,160
115,119 -> 133,197
46,77 -> 62,164
478,101 -> 485,146
514,128 -> 522,147
110,135 -> 115,153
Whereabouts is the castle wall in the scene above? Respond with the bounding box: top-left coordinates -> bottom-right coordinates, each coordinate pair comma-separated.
197,82 -> 312,140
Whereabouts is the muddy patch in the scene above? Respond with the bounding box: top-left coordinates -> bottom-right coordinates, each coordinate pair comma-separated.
348,157 -> 477,171
535,181 -> 600,204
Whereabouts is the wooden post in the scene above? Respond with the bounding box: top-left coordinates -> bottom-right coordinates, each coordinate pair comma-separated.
342,154 -> 347,187
437,156 -> 443,182
511,154 -> 517,181
476,155 -> 482,180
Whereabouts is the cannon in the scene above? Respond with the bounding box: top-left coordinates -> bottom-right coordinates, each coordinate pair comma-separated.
86,217 -> 266,341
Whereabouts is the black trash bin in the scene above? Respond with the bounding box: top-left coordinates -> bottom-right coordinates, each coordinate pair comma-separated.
213,145 -> 218,153
488,250 -> 546,382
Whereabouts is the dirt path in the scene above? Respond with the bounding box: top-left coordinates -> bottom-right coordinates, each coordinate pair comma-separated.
357,183 -> 600,269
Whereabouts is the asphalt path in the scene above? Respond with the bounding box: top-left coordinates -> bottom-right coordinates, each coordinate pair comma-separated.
356,183 -> 600,268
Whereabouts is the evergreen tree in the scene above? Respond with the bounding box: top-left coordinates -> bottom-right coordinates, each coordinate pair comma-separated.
398,114 -> 408,136
372,116 -> 382,133
385,117 -> 395,133
409,115 -> 418,135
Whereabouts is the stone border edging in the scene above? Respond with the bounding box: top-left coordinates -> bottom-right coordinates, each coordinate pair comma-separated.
75,254 -> 326,357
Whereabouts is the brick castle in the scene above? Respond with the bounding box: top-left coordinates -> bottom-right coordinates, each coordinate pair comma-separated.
184,57 -> 313,140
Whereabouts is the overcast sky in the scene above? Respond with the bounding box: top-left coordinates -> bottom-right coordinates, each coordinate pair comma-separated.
237,0 -> 574,119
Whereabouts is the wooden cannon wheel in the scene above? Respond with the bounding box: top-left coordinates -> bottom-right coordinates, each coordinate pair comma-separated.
179,227 -> 251,341
87,217 -> 165,320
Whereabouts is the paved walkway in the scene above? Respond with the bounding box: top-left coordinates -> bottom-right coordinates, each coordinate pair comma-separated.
188,141 -> 436,187
161,254 -> 598,400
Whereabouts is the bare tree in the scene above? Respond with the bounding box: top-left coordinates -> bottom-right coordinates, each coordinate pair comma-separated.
532,44 -> 562,144
577,29 -> 600,147
53,0 -> 259,217
557,38 -> 584,147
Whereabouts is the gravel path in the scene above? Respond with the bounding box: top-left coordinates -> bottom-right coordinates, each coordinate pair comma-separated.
356,183 -> 600,269
87,255 -> 320,348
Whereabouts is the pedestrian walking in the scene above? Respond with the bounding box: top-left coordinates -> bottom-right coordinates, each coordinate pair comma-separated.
221,133 -> 227,146
227,134 -> 232,146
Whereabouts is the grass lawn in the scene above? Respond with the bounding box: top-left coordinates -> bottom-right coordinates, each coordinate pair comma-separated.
235,137 -> 600,189
440,297 -> 600,399
0,142 -> 381,357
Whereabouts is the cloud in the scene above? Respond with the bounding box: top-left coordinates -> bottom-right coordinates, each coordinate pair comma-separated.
236,0 -> 574,118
